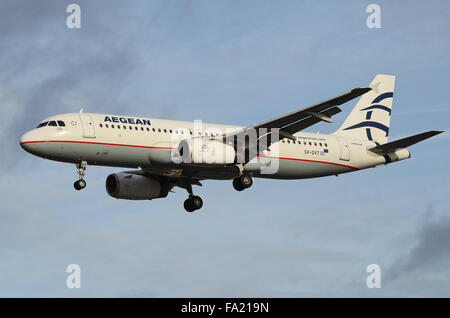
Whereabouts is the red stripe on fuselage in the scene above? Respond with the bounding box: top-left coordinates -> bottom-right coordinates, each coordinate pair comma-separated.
21,140 -> 359,170
258,155 -> 358,170
20,140 -> 176,150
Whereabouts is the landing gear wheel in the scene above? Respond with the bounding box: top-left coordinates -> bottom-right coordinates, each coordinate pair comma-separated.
190,196 -> 203,210
233,175 -> 253,191
74,179 -> 86,190
184,196 -> 203,212
233,178 -> 245,191
74,161 -> 87,191
184,199 -> 195,212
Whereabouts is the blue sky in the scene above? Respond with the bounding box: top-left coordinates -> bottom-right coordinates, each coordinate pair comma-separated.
0,0 -> 449,297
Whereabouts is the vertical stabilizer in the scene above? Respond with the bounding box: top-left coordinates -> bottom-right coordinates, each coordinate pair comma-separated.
333,74 -> 395,144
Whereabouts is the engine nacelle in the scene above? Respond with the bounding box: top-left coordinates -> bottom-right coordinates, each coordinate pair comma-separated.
176,138 -> 236,164
386,148 -> 411,163
106,172 -> 168,200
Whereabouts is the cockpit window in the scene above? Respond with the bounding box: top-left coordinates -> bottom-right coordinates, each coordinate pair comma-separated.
36,121 -> 48,128
48,121 -> 57,126
57,120 -> 65,126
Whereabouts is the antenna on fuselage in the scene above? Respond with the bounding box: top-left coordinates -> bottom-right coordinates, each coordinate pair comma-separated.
79,108 -> 83,113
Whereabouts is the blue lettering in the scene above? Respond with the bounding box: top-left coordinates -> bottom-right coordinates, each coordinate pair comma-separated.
119,117 -> 127,124
104,116 -> 112,122
136,119 -> 143,125
143,119 -> 151,125
112,117 -> 119,123
128,118 -> 135,124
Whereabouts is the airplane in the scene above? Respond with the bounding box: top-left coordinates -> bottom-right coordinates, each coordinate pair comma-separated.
20,74 -> 442,212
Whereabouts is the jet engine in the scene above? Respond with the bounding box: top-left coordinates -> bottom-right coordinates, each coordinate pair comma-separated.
106,172 -> 169,200
176,138 -> 236,164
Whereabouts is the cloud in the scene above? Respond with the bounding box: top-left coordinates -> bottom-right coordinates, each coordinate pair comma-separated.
1,0 -> 450,298
0,1 -> 142,167
387,205 -> 450,282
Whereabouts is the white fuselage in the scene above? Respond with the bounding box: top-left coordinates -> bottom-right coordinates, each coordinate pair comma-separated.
20,113 -> 404,180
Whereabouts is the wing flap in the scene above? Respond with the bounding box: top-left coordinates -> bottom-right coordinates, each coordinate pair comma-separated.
282,106 -> 342,134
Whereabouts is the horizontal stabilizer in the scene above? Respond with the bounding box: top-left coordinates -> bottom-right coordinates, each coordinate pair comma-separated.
369,130 -> 443,154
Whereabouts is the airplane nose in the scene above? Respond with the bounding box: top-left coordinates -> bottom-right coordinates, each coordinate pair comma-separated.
20,131 -> 36,153
20,132 -> 31,151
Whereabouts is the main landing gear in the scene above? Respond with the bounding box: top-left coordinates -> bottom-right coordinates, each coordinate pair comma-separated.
183,183 -> 203,213
232,175 -> 253,191
74,160 -> 87,190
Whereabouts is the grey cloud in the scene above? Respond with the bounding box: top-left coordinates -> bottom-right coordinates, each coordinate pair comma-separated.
0,1 -> 143,167
0,0 -> 197,168
387,205 -> 450,281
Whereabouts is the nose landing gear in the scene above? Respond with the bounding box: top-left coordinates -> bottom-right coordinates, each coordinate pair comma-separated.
74,161 -> 87,190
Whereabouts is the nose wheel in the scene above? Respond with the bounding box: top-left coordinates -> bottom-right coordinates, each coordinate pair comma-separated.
74,179 -> 86,190
74,161 -> 87,191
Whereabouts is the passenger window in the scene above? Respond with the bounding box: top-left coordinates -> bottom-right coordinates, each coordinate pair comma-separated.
146,128 -> 149,131
57,121 -> 65,126
325,143 -> 328,147
48,121 -> 57,126
135,127 -> 138,130
319,143 -> 322,146
105,124 -> 109,128
111,125 -> 115,128
314,142 -> 317,146
309,142 -> 312,145
99,123 -> 103,128
117,125 -> 120,129
169,129 -> 172,133
141,127 -> 144,131
164,129 -> 167,133
158,128 -> 161,133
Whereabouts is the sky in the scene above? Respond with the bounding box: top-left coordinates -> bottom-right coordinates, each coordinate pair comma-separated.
0,0 -> 449,297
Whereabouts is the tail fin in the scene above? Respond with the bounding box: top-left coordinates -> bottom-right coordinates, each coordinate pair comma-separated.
333,74 -> 395,144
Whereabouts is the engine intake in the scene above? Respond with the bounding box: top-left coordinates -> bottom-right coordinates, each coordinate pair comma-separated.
106,173 -> 168,200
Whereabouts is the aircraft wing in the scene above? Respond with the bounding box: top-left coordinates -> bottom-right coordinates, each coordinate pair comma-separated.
219,87 -> 371,161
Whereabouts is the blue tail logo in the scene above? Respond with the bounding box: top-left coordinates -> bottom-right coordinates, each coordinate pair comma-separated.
343,92 -> 393,141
